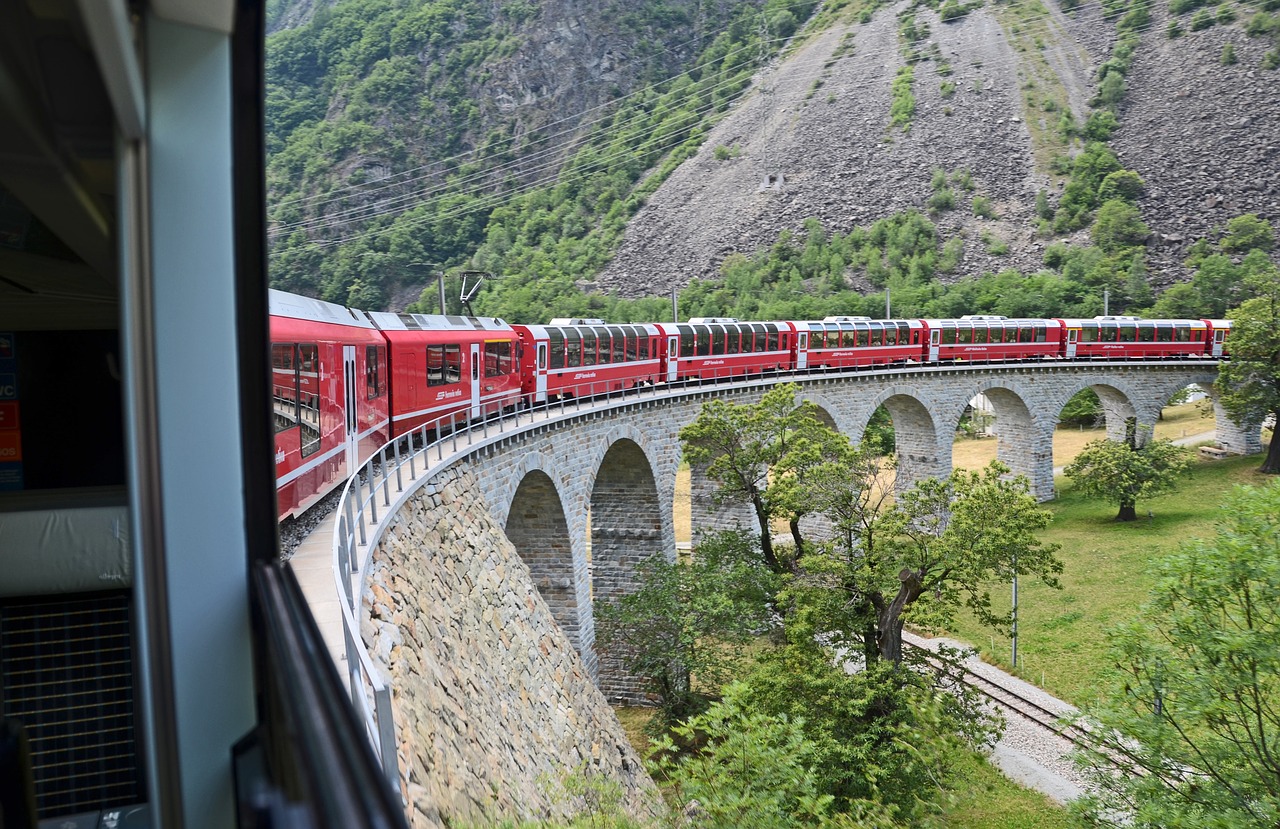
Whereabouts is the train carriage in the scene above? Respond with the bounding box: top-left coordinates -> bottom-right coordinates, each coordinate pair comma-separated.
1060,316 -> 1215,359
796,316 -> 927,369
923,317 -> 1064,362
367,311 -> 522,434
270,290 -> 391,520
513,319 -> 663,404
654,319 -> 795,382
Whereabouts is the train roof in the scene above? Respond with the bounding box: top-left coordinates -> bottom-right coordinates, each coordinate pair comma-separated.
923,317 -> 1064,326
269,289 -> 376,328
1058,317 -> 1208,326
367,311 -> 513,332
515,322 -> 662,336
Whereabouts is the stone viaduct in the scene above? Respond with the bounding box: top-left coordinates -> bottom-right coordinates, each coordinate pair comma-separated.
404,360 -> 1252,699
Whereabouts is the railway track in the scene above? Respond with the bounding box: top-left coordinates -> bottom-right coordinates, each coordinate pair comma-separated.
904,641 -> 1089,749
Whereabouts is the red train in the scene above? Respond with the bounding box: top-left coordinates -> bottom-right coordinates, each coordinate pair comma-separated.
270,290 -> 1230,520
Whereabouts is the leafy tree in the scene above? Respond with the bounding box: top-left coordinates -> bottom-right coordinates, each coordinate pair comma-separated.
648,683 -> 899,829
1216,261 -> 1280,472
679,384 -> 831,571
797,460 -> 1061,665
1073,482 -> 1280,828
1220,212 -> 1275,253
593,530 -> 777,727
1091,199 -> 1150,252
1059,388 -> 1103,426
1097,169 -> 1145,203
1063,436 -> 1193,520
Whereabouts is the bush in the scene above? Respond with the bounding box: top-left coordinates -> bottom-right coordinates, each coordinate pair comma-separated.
940,80 -> 956,97
1191,8 -> 1215,29
1222,42 -> 1238,64
1217,3 -> 1237,23
1098,169 -> 1146,203
972,195 -> 996,218
1092,198 -> 1151,252
1084,110 -> 1119,140
1265,50 -> 1280,69
1167,19 -> 1185,37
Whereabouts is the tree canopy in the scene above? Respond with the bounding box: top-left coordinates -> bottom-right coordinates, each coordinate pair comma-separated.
1063,436 -> 1193,520
1074,481 -> 1280,827
1216,260 -> 1280,473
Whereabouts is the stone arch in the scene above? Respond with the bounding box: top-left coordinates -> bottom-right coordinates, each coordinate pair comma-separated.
504,469 -> 582,652
793,389 -> 848,434
859,387 -> 948,492
955,380 -> 1056,501
590,438 -> 665,703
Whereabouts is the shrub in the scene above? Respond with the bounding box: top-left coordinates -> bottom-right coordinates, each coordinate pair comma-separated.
1092,198 -> 1151,252
929,187 -> 957,212
1190,8 -> 1215,29
1084,110 -> 1119,140
1217,3 -> 1237,23
1222,42 -> 1238,64
952,169 -> 974,190
972,195 -> 996,218
1265,50 -> 1280,69
1167,19 -> 1185,37
1098,169 -> 1146,203
1035,189 -> 1054,220
940,80 -> 956,97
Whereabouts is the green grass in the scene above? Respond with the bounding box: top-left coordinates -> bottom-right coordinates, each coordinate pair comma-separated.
926,751 -> 1076,829
941,453 -> 1273,706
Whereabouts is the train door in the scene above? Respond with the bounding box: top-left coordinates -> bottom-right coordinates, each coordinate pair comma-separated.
1212,326 -> 1227,358
470,342 -> 482,419
796,329 -> 809,369
536,341 -> 548,403
666,335 -> 678,382
928,328 -> 940,362
1065,328 -> 1078,358
342,345 -> 359,474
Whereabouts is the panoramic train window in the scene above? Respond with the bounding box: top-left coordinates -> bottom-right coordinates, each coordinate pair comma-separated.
726,326 -> 741,354
580,330 -> 596,366
609,327 -> 626,362
710,327 -> 726,356
766,330 -> 779,351
271,343 -> 298,433
695,328 -> 711,357
1138,326 -> 1154,342
564,331 -> 581,368
549,330 -> 565,369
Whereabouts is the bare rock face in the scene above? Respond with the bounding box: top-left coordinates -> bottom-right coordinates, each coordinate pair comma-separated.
596,0 -> 1280,299
1110,12 -> 1280,287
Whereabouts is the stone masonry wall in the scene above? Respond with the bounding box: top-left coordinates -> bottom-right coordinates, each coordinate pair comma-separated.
363,467 -> 661,829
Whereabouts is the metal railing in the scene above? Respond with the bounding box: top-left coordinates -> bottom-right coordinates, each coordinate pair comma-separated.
327,355 -> 1224,790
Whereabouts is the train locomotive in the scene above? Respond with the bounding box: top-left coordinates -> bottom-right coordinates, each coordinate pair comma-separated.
270,289 -> 1230,520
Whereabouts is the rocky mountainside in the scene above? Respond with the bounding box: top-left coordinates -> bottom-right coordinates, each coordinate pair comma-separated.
595,0 -> 1280,298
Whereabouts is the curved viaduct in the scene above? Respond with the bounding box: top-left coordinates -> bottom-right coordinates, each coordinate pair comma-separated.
373,359 -> 1252,699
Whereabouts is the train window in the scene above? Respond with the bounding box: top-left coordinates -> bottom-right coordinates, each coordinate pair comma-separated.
765,330 -> 778,351
1119,325 -> 1136,342
299,344 -> 318,372
726,326 -> 741,354
366,345 -> 384,398
565,337 -> 581,368
484,341 -> 512,377
426,344 -> 462,385
898,322 -> 911,344
679,325 -> 696,357
1099,326 -> 1117,343
696,328 -> 712,357
1035,325 -> 1047,343
883,325 -> 897,346
842,329 -> 856,348
971,327 -> 988,345
271,343 -> 298,434
710,327 -> 726,356
1156,325 -> 1173,342
854,327 -> 867,347
1137,326 -> 1154,342
1081,325 -> 1098,343
609,327 -> 626,362
624,333 -> 638,361
1176,326 -> 1192,342
750,323 -> 767,352
941,328 -> 956,345
579,331 -> 595,366
549,330 -> 566,369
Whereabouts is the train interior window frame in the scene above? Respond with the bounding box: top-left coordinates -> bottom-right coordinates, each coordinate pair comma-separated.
272,343 -> 299,434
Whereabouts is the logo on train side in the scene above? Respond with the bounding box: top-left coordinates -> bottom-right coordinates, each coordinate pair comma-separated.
438,389 -> 463,400
0,374 -> 15,399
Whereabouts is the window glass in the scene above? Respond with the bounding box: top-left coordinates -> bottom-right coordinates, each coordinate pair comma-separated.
1176,326 -> 1191,342
565,334 -> 581,367
484,341 -> 513,377
709,327 -> 725,356
856,327 -> 869,347
549,330 -> 566,369
625,333 -> 638,361
271,343 -> 298,434
297,344 -> 320,456
1156,325 -> 1173,342
609,327 -> 626,362
766,330 -> 779,351
726,326 -> 741,354
1099,325 -> 1117,343
1035,325 -> 1047,343
750,323 -> 767,352
366,344 -> 384,398
883,325 -> 897,346
972,326 -> 988,345
1081,325 -> 1098,343
1119,325 -> 1136,342
898,323 -> 911,344
579,331 -> 595,366
679,325 -> 696,357
1138,325 -> 1154,342
696,328 -> 712,357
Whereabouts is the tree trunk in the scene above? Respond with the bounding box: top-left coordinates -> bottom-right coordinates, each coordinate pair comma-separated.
1117,500 -> 1138,521
1262,413 -> 1280,474
788,516 -> 804,560
753,497 -> 779,572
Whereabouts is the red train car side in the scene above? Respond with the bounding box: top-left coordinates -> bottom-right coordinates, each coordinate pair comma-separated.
512,319 -> 663,404
653,319 -> 794,382
367,311 -> 522,435
1059,317 -> 1213,359
922,317 -> 1064,362
270,290 -> 390,520
794,317 -> 927,368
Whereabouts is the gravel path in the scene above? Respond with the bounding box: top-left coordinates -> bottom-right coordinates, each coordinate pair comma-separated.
906,631 -> 1096,805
